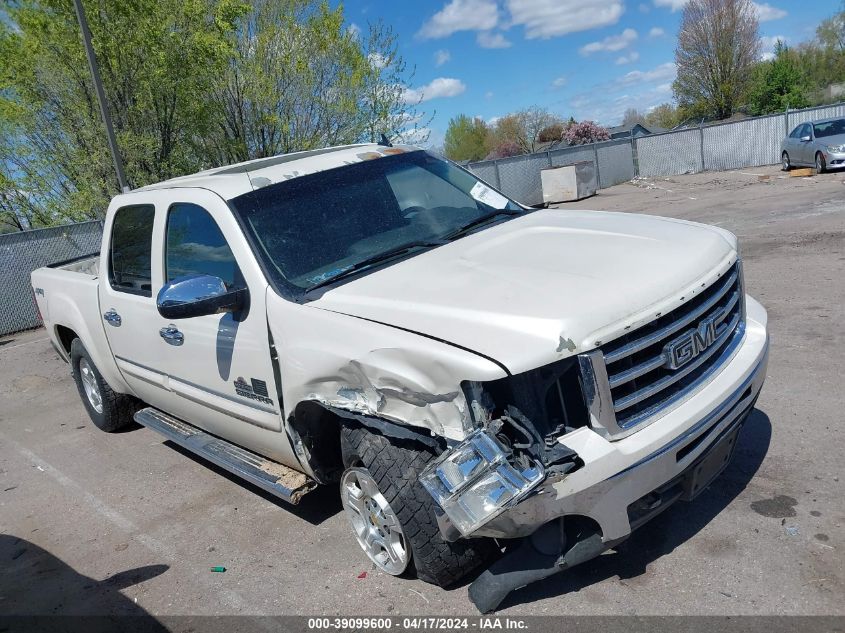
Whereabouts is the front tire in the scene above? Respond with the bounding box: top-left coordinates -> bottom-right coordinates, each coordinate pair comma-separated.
339,425 -> 497,586
70,339 -> 139,432
782,152 -> 791,171
815,152 -> 827,173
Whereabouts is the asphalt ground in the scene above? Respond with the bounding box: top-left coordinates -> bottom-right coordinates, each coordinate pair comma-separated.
1,165 -> 843,618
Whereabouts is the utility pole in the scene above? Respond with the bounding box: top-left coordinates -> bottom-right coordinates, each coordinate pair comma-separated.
72,0 -> 130,193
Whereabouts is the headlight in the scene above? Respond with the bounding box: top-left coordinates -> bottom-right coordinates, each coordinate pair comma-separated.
826,144 -> 845,153
420,429 -> 544,536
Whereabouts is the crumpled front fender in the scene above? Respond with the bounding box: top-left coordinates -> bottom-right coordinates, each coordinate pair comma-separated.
266,292 -> 508,442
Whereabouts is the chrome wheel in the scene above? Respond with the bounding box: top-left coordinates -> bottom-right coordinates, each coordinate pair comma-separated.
341,467 -> 410,575
79,358 -> 103,414
816,153 -> 825,173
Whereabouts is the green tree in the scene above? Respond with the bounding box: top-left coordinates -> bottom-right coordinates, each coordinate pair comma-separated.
673,0 -> 760,119
205,0 -> 421,164
0,0 -> 247,229
484,107 -> 563,156
816,1 -> 845,51
644,103 -> 682,129
443,115 -> 488,161
0,0 -> 422,230
749,41 -> 809,115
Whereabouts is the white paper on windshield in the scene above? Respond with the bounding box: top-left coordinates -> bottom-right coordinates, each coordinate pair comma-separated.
470,182 -> 510,209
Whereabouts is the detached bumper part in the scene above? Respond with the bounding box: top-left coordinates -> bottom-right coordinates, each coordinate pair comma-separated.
420,429 -> 545,536
467,518 -> 622,613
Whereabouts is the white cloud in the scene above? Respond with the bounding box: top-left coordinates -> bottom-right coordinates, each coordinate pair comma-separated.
477,31 -> 512,48
484,91 -> 494,99
753,2 -> 787,21
616,51 -> 641,65
648,26 -> 665,38
417,0 -> 499,39
616,62 -> 677,87
653,0 -> 687,11
347,23 -> 361,39
759,34 -> 787,58
505,0 -> 624,39
402,77 -> 467,104
551,76 -> 567,89
580,28 -> 638,55
434,49 -> 451,66
571,82 -> 673,125
639,3 -> 651,12
569,61 -> 677,125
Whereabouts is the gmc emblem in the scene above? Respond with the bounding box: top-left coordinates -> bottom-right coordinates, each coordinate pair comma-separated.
663,307 -> 729,370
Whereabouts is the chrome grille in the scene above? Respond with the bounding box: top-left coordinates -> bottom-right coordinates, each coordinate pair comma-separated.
579,261 -> 745,439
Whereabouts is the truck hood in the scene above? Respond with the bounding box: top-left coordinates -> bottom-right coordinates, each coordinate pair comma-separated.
312,209 -> 737,374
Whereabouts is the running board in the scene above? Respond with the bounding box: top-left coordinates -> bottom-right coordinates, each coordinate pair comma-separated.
134,407 -> 317,504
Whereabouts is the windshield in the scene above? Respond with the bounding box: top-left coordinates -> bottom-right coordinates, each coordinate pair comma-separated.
229,150 -> 523,293
813,119 -> 845,138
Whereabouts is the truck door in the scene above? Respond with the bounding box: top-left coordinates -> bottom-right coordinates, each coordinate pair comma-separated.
98,200 -> 170,407
101,189 -> 297,467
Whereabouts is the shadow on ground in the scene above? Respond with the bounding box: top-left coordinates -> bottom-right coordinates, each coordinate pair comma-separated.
164,440 -> 343,525
493,408 -> 772,610
0,534 -> 168,626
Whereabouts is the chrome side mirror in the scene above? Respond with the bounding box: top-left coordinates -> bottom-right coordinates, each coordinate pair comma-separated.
156,274 -> 248,319
800,135 -> 812,142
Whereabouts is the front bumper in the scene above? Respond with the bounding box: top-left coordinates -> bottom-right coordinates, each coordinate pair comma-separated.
472,295 -> 769,542
823,149 -> 845,168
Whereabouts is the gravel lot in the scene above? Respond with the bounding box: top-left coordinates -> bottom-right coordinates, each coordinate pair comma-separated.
1,165 -> 843,618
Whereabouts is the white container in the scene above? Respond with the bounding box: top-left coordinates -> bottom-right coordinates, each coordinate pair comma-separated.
540,161 -> 597,204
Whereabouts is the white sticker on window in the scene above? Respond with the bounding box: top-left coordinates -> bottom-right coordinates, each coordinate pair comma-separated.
470,182 -> 510,209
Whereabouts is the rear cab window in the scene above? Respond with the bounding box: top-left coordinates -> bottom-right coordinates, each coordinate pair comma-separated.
109,205 -> 155,296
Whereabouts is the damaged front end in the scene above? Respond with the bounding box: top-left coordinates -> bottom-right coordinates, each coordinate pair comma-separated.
418,357 -> 596,611
419,425 -> 545,537
422,356 -> 588,537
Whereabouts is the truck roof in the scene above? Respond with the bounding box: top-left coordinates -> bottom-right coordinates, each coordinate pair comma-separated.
134,143 -> 420,200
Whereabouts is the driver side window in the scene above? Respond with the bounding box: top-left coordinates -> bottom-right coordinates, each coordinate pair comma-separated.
165,203 -> 243,289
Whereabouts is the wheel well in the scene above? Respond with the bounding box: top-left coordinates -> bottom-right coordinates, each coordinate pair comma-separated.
55,325 -> 78,355
287,400 -> 443,485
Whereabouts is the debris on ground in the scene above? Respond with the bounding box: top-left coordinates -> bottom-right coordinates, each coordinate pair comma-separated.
357,571 -> 367,579
210,566 -> 226,573
785,526 -> 800,537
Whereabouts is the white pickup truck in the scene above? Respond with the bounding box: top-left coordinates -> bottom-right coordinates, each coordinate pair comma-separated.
31,144 -> 769,611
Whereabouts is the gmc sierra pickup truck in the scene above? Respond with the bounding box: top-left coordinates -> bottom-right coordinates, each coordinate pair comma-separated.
31,143 -> 769,611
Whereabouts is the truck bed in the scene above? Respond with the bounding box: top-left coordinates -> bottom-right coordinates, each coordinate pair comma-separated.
30,256 -> 127,392
47,254 -> 100,276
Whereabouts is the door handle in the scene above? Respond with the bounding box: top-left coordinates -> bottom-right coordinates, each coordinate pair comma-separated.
103,309 -> 122,327
159,326 -> 184,346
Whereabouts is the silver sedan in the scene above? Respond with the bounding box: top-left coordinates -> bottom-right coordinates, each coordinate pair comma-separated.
781,118 -> 845,173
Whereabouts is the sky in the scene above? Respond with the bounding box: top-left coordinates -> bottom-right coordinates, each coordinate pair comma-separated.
342,0 -> 840,146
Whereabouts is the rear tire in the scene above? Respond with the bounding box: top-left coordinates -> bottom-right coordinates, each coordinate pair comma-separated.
781,152 -> 791,171
70,339 -> 139,432
340,425 -> 497,586
815,152 -> 827,173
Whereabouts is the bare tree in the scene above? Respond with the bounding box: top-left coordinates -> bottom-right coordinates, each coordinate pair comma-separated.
487,107 -> 563,154
621,108 -> 646,127
673,0 -> 760,119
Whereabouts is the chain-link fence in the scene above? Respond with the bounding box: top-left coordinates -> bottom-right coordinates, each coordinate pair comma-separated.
468,101 -> 845,203
0,220 -> 103,336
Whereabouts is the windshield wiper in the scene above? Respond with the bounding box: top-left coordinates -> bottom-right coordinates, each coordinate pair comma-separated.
305,239 -> 445,293
441,209 -> 523,242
